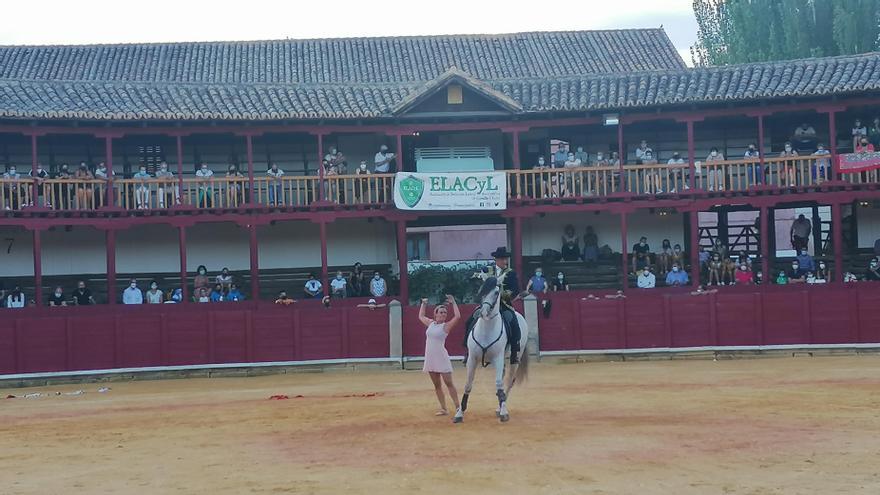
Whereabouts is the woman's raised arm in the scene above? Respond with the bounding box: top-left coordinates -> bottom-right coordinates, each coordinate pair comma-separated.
418,298 -> 432,326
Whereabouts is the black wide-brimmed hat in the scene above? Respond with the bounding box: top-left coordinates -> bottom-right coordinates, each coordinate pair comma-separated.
491,246 -> 512,258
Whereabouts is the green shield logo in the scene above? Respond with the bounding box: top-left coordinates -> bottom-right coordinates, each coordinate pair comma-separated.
399,175 -> 425,208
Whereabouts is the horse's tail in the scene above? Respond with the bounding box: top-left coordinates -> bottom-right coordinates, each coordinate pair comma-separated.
515,349 -> 529,384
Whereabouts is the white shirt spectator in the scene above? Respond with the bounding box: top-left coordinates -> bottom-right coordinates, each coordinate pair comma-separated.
196,168 -> 214,180
637,271 -> 656,289
6,293 -> 25,308
330,277 -> 347,293
95,167 -> 113,180
667,157 -> 685,166
370,276 -> 387,297
3,169 -> 20,179
563,156 -> 582,168
304,279 -> 322,294
267,167 -> 284,181
635,146 -> 652,162
374,150 -> 395,173
122,285 -> 144,304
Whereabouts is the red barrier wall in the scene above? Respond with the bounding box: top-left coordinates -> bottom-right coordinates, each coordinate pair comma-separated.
0,301 -> 389,375
402,304 -> 476,358
537,284 -> 880,352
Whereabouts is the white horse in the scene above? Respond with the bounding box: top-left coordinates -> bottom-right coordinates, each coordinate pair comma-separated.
453,277 -> 529,423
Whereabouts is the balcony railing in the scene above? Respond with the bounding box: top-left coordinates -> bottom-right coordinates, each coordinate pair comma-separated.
1,179 -> 33,210
321,174 -> 395,206
507,166 -> 619,199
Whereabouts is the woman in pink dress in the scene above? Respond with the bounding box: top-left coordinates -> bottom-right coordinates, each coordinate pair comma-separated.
419,295 -> 461,416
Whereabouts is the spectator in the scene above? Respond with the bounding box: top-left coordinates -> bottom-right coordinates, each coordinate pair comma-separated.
55,163 -> 72,208
323,159 -> 340,202
333,150 -> 348,174
349,262 -> 366,297
609,151 -> 621,166
73,280 -> 95,305
574,146 -> 589,165
330,271 -> 348,298
734,263 -> 753,285
866,258 -> 880,281
275,290 -> 294,305
3,166 -> 22,210
194,287 -> 210,303
744,143 -> 763,185
754,270 -> 764,285
526,268 -> 548,294
94,162 -> 113,207
869,117 -> 880,148
267,163 -> 284,206
815,261 -> 831,283
6,286 -> 25,308
122,279 -> 143,304
210,283 -> 225,302
796,249 -> 816,274
194,265 -> 210,294
721,255 -> 738,286
74,162 -> 95,209
226,165 -> 245,206
671,244 -> 685,269
374,144 -> 396,173
642,150 -> 662,194
776,271 -> 789,285
637,267 -> 656,289
665,263 -> 689,286
227,283 -> 244,301
779,141 -> 799,187
216,267 -> 233,291
856,137 -> 875,153
583,226 -> 599,265
707,252 -> 723,286
29,163 -> 49,207
169,288 -> 183,303
133,165 -> 152,209
705,147 -> 725,191
792,122 -> 817,150
852,119 -> 868,150
195,163 -> 214,208
48,286 -> 67,307
354,160 -> 372,202
594,151 -> 608,166
561,224 -> 580,261
631,236 -> 651,274
553,143 -> 569,167
155,161 -> 178,208
657,239 -> 673,275
370,272 -> 387,297
667,152 -> 687,193
304,274 -> 323,299
790,214 -> 812,252
789,259 -> 806,283
812,144 -> 831,183
145,281 -> 163,304
552,271 -> 570,292
634,140 -> 652,163
563,152 -> 581,196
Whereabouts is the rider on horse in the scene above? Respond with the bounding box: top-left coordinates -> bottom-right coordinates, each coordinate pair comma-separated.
464,246 -> 522,364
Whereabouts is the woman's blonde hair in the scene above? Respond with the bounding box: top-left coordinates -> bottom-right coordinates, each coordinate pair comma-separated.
433,304 -> 448,314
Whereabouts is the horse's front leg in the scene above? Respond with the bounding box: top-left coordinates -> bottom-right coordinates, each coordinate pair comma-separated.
453,352 -> 477,424
494,352 -> 509,423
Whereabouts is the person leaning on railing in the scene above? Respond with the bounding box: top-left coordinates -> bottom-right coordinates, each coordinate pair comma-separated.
705,148 -> 725,191
811,144 -> 832,184
195,163 -> 214,208
226,165 -> 245,206
29,164 -> 49,208
2,166 -> 22,210
666,152 -> 686,193
266,163 -> 284,206
778,142 -> 799,187
94,162 -> 112,208
133,165 -> 152,209
155,161 -> 178,208
354,161 -> 371,202
743,144 -> 762,186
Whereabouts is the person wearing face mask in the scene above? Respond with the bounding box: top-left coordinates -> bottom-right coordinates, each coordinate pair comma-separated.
743,143 -> 763,185
532,155 -> 549,198
705,147 -> 725,192
856,137 -> 875,153
562,152 -> 581,196
133,165 -> 153,209
788,260 -> 806,283
304,273 -> 323,299
226,283 -> 244,302
55,163 -> 72,209
631,236 -> 651,275
194,287 -> 211,303
122,279 -> 144,305
330,271 -> 348,299
574,146 -> 589,165
28,162 -> 49,208
775,271 -> 789,285
155,161 -> 177,208
354,160 -> 371,202
852,119 -> 868,150
671,244 -> 685,269
94,162 -> 113,208
665,263 -> 689,286
734,263 -> 753,285
552,271 -> 570,291
145,281 -> 163,304
266,162 -> 284,206
73,162 -> 96,209
73,280 -> 96,305
792,122 -> 817,150
811,143 -> 831,183
210,283 -> 225,303
637,266 -> 656,289
796,249 -> 815,274
6,286 -> 25,308
2,165 -> 23,210
349,262 -> 366,297
216,267 -> 233,291
195,162 -> 214,208
779,141 -> 799,187
865,258 -> 880,281
526,267 -> 548,294
666,151 -> 687,193
193,265 -> 210,294
657,239 -> 673,275
815,261 -> 831,283
48,286 -> 67,307
370,271 -> 387,297
226,164 -> 245,206
707,253 -> 723,286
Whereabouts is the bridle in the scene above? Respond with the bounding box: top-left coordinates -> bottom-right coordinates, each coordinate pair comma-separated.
472,288 -> 503,367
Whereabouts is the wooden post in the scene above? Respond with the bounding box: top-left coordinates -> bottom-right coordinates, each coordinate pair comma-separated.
249,224 -> 260,300
316,133 -> 325,202
620,211 -> 629,290
687,120 -> 696,190
689,211 -> 701,287
760,206 -> 770,282
30,133 -> 39,206
104,135 -> 115,208
832,202 -> 844,282
396,133 -> 404,172
396,220 -> 409,303
511,130 -> 521,170
178,225 -> 188,303
320,221 -> 329,296
176,134 -> 184,206
246,134 -> 255,204
827,110 -> 839,181
757,114 -> 766,183
32,229 -> 42,306
106,229 -> 117,304
617,123 -> 625,193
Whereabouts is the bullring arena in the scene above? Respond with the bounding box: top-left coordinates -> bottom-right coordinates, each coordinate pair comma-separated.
3,354 -> 880,494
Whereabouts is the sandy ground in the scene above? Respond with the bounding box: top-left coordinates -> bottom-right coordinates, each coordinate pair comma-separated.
2,355 -> 880,494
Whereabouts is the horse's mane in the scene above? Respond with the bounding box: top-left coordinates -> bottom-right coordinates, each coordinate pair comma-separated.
477,277 -> 498,300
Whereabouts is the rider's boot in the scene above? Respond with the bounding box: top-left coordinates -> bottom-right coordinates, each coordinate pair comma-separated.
504,309 -> 521,365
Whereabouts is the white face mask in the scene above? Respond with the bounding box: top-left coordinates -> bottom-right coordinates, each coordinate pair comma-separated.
557,274 -> 564,280
336,275 -> 343,280
538,159 -> 545,165
9,169 -> 15,175
710,151 -> 717,157
360,163 -> 367,170
151,285 -> 158,290
374,275 -> 381,280
130,283 -> 137,288
643,270 -> 650,276
672,267 -> 679,272
785,146 -> 792,151
55,291 -> 62,296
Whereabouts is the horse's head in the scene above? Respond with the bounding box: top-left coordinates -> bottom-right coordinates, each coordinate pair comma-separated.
477,277 -> 501,320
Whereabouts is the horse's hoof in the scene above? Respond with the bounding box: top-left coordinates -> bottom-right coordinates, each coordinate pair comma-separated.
453,416 -> 463,424
499,414 -> 510,422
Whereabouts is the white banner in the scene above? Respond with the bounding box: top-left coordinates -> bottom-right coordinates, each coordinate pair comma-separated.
393,172 -> 507,210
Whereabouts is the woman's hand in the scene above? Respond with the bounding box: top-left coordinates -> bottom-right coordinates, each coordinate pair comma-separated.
421,298 -> 428,305
445,294 -> 455,304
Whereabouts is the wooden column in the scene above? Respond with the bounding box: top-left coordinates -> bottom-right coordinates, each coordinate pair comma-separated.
827,110 -> 839,181
689,211 -> 701,287
760,206 -> 770,282
757,114 -> 766,182
686,120 -> 696,190
178,225 -> 188,303
249,224 -> 260,300
175,134 -> 184,206
620,211 -> 629,290
511,130 -> 521,169
104,135 -> 115,208
396,133 -> 404,172
319,221 -> 329,296
245,134 -> 255,203
832,202 -> 844,282
396,220 -> 409,303
32,229 -> 42,306
30,133 -> 39,205
316,133 -> 325,201
617,123 -> 625,193
512,216 -> 524,277
106,229 -> 117,305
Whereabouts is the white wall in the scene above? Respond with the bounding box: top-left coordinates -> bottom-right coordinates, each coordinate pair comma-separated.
0,226 -> 34,277
117,225 -> 179,273
858,206 -> 880,248
327,219 -> 396,267
521,210 -> 687,256
184,222 -> 250,272
42,227 -> 105,275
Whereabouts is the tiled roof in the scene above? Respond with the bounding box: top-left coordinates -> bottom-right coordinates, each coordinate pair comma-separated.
0,31 -> 878,122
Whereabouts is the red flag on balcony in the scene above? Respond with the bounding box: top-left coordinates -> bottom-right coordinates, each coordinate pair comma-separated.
837,152 -> 880,173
